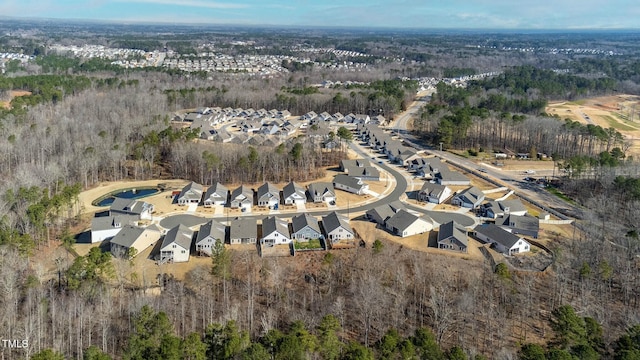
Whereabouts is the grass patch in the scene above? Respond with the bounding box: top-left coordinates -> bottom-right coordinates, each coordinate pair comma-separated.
546,187 -> 575,204
600,115 -> 639,131
294,239 -> 323,250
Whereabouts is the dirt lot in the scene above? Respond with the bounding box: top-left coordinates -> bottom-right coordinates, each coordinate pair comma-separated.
547,94 -> 640,155
0,90 -> 32,109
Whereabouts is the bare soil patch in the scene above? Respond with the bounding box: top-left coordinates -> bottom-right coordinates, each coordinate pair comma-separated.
0,90 -> 32,109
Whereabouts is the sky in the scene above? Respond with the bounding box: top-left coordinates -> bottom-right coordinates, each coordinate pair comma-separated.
2,0 -> 639,29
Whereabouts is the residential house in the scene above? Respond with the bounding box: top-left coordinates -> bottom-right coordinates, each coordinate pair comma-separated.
203,182 -> 229,207
321,212 -> 354,245
195,219 -> 226,256
260,216 -> 291,246
437,221 -> 468,252
435,167 -> 471,186
349,166 -> 380,181
307,182 -> 336,203
283,181 -> 306,205
229,217 -> 257,244
482,199 -> 528,219
385,210 -> 433,237
340,158 -> 371,173
177,182 -> 204,206
159,224 -> 194,263
91,214 -> 137,243
110,225 -> 162,258
333,174 -> 369,195
499,215 -> 540,238
397,149 -> 422,167
366,201 -> 404,225
110,197 -> 154,220
291,213 -> 323,242
474,224 -> 531,255
256,182 -> 280,208
230,185 -> 254,211
418,183 -> 452,204
451,186 -> 485,209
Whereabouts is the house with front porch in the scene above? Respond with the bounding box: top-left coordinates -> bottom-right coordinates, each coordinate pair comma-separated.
230,185 -> 254,211
418,183 -> 452,204
451,186 -> 485,209
307,182 -> 336,203
256,182 -> 280,208
283,181 -> 306,205
203,182 -> 229,207
177,182 -> 204,206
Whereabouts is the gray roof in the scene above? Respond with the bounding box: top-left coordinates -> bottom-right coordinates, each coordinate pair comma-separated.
333,174 -> 364,189
308,182 -> 335,197
291,213 -> 321,234
322,211 -> 353,234
438,221 -> 468,247
196,219 -> 226,244
498,199 -> 527,213
500,215 -> 539,233
92,214 -> 137,232
385,209 -> 427,232
229,217 -> 257,240
110,225 -> 159,248
162,224 -> 194,250
348,166 -> 380,179
110,197 -> 151,216
366,204 -> 397,223
437,167 -> 469,182
204,182 -> 229,202
262,216 -> 290,238
283,181 -> 305,200
231,185 -> 253,201
179,182 -> 204,202
457,186 -> 485,203
420,182 -> 448,197
341,158 -> 371,171
475,224 -> 522,249
257,182 -> 280,201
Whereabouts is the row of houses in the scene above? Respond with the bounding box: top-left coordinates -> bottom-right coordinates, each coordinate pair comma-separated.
108,211 -> 355,263
175,175 -> 370,211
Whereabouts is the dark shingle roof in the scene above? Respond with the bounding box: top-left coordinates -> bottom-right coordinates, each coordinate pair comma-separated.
291,213 -> 321,234
438,221 -> 468,247
322,211 -> 353,234
162,224 -> 194,250
475,223 -> 522,249
196,219 -> 226,244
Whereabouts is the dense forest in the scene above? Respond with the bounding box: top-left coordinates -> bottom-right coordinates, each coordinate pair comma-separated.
1,24 -> 640,359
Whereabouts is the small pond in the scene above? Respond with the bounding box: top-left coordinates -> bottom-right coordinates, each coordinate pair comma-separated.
94,188 -> 160,207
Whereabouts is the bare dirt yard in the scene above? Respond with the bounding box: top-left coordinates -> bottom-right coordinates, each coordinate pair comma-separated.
547,94 -> 640,155
0,90 -> 32,109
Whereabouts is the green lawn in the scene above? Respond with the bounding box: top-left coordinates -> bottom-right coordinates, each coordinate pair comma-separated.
546,187 -> 575,204
294,239 -> 324,250
600,115 -> 639,131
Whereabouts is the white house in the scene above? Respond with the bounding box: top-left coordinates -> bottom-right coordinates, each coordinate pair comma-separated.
260,216 -> 291,246
282,181 -> 306,205
203,183 -> 229,207
451,186 -> 485,209
418,183 -> 452,204
474,224 -> 531,255
159,224 -> 194,263
177,182 -> 204,206
384,210 -> 433,237
90,215 -> 137,243
110,225 -> 161,258
256,182 -> 280,208
307,182 -> 336,203
322,212 -> 354,245
195,219 -> 226,256
333,174 -> 369,195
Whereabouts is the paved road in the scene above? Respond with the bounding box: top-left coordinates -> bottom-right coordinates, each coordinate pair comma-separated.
160,136 -> 476,229
390,91 -> 582,219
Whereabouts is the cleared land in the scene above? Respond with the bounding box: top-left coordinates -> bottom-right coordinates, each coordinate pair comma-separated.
547,94 -> 640,155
